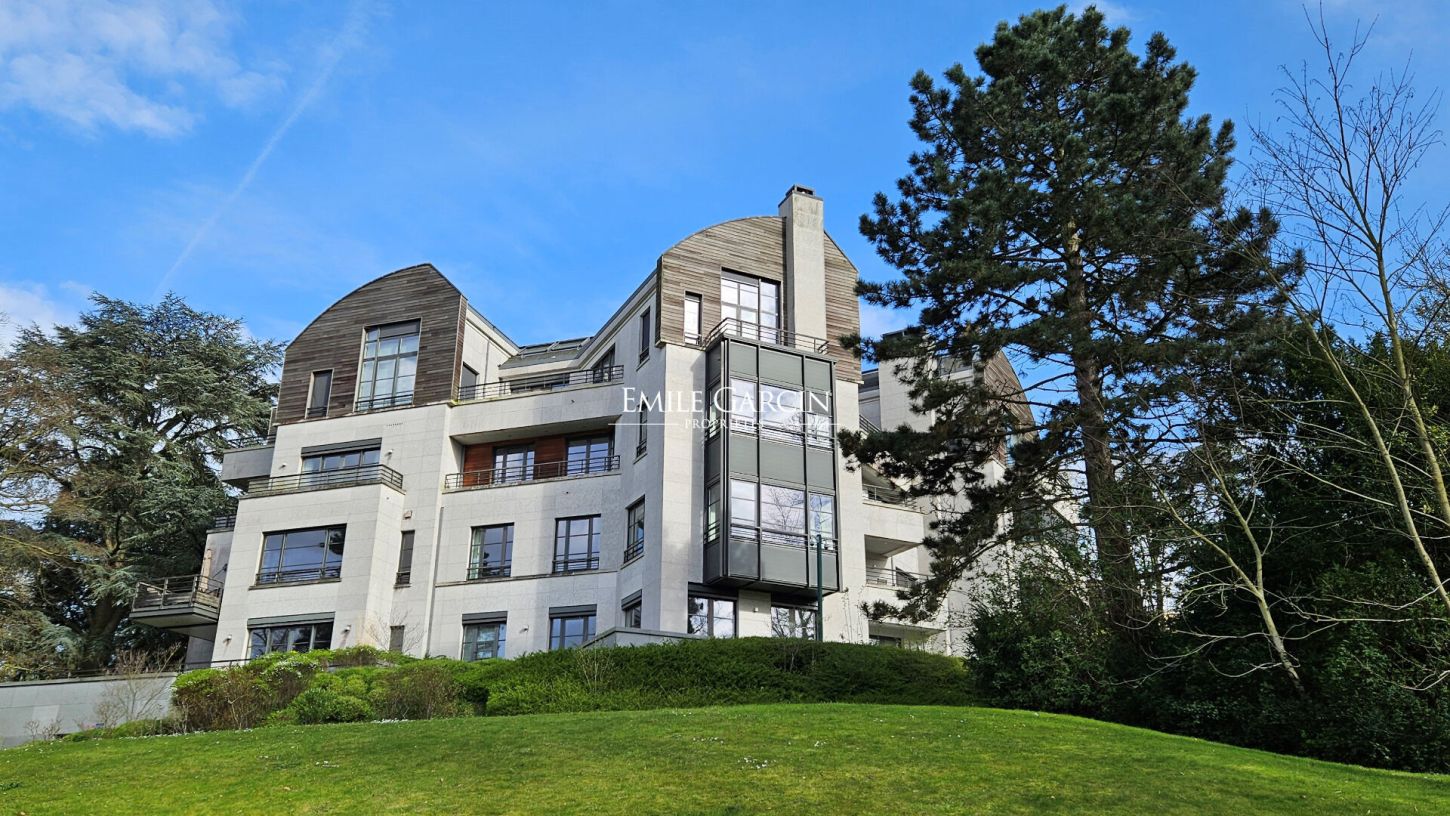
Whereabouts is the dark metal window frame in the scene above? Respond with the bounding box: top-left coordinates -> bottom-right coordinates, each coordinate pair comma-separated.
468,523 -> 514,580
553,515 -> 601,573
549,612 -> 597,650
248,620 -> 333,658
624,497 -> 646,563
357,319 -> 421,411
770,605 -> 818,639
306,369 -> 333,418
462,621 -> 507,660
395,530 -> 415,586
256,525 -> 346,585
638,308 -> 652,363
687,594 -> 737,639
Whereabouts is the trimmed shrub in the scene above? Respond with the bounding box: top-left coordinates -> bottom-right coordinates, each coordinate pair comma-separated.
288,687 -> 376,724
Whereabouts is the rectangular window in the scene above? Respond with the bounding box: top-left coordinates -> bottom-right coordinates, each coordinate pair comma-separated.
684,293 -> 702,344
687,595 -> 736,638
388,625 -> 406,652
462,622 -> 507,660
720,273 -> 779,342
870,634 -> 904,648
728,378 -> 758,431
395,530 -> 414,586
358,320 -> 420,410
301,447 -> 380,474
621,599 -> 642,628
307,370 -> 332,418
636,403 -> 648,455
771,606 -> 817,639
549,613 -> 596,650
761,484 -> 807,547
493,444 -> 535,483
624,499 -> 645,562
706,481 -> 721,542
638,308 -> 651,362
729,479 -> 758,539
258,526 -> 345,584
567,435 -> 613,475
460,364 -> 479,396
248,621 -> 333,658
469,524 -> 513,579
808,494 -> 836,548
553,516 -> 601,573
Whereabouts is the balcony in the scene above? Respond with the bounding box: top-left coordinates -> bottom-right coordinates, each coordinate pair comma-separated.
244,463 -> 404,497
866,565 -> 925,590
131,575 -> 223,637
355,393 -> 414,413
208,514 -> 237,532
458,365 -> 624,403
863,484 -> 917,508
701,318 -> 830,356
255,565 -> 342,586
466,561 -> 512,581
552,555 -> 600,574
444,455 -> 620,490
704,524 -> 840,596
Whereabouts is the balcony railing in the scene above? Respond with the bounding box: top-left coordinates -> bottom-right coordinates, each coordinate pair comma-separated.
133,574 -> 223,613
209,514 -> 237,532
859,416 -> 882,434
245,463 -> 404,497
255,564 -> 342,585
458,365 -> 624,402
444,455 -> 620,490
863,484 -> 917,508
552,555 -> 600,574
227,434 -> 274,449
467,561 -> 512,580
865,566 -> 925,589
355,393 -> 414,413
623,539 -> 644,563
701,318 -> 830,355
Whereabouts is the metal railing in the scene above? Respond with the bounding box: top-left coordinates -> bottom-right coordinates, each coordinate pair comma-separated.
133,574 -> 223,613
702,318 -> 830,355
863,484 -> 917,508
729,528 -> 839,552
395,569 -> 411,586
245,463 -> 404,497
467,561 -> 512,580
255,564 -> 342,585
859,416 -> 882,434
444,455 -> 620,489
209,514 -> 237,532
227,434 -> 274,449
457,365 -> 624,402
552,555 -> 600,574
355,393 -> 415,413
623,539 -> 645,563
865,566 -> 925,589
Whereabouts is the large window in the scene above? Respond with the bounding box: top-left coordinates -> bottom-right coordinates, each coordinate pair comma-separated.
688,595 -> 736,638
550,613 -> 596,650
463,622 -> 506,661
258,526 -> 345,584
729,480 -> 836,550
720,273 -> 779,342
553,516 -> 600,573
301,447 -> 379,474
760,484 -> 806,547
624,499 -> 645,562
567,435 -> 613,475
307,370 -> 332,418
493,444 -> 535,483
469,524 -> 513,579
771,606 -> 817,639
358,320 -> 420,409
248,621 -> 332,658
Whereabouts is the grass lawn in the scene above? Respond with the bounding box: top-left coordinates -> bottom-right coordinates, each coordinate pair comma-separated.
1,703 -> 1446,815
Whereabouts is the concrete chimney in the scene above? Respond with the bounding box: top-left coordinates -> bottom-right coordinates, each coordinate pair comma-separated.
779,185 -> 827,340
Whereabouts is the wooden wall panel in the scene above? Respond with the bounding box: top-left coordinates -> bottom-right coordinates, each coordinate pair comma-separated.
275,264 -> 465,426
822,234 -> 862,381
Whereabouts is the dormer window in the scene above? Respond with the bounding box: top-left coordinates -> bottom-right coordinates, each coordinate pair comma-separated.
358,320 -> 419,411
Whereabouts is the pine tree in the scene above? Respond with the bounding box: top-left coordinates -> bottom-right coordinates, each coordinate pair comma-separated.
847,6 -> 1288,639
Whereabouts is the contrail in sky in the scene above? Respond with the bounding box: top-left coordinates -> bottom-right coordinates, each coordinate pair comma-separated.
153,2 -> 373,299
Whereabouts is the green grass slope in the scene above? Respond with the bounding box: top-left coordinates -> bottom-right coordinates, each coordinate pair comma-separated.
2,704 -> 1446,815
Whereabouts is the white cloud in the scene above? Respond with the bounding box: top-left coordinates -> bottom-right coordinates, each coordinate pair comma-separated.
1068,1 -> 1137,24
0,0 -> 281,137
0,281 -> 80,348
859,302 -> 914,340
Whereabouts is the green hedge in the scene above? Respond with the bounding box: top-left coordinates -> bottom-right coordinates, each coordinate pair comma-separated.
161,638 -> 971,734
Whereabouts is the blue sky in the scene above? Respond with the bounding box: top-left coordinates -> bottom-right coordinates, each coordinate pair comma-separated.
2,0 -> 1447,349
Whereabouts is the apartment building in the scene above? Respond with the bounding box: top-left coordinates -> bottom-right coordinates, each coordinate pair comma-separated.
131,186 -> 1027,663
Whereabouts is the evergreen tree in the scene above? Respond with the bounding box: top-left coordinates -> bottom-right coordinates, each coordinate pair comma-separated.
847,6 -> 1290,638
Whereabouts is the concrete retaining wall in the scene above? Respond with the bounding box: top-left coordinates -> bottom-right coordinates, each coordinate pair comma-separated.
0,673 -> 176,747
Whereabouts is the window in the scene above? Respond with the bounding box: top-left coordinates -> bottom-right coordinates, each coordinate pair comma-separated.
463,622 -> 507,660
549,613 -> 596,650
248,621 -> 332,658
728,378 -> 757,431
729,480 -> 837,551
258,526 -> 345,584
567,435 -> 613,475
638,308 -> 652,362
635,403 -> 648,455
684,293 -> 702,343
706,481 -> 721,541
758,384 -> 803,436
553,516 -> 600,573
804,392 -> 832,447
870,634 -> 904,648
591,347 -> 616,381
771,606 -> 817,639
469,524 -> 513,579
624,499 -> 645,562
621,599 -> 642,628
493,444 -> 535,483
388,625 -> 406,652
729,479 -> 758,539
688,595 -> 736,638
720,273 -> 779,342
301,447 -> 380,474
460,364 -> 479,396
760,485 -> 806,547
358,320 -> 420,409
808,494 -> 836,548
395,530 -> 415,585
307,370 -> 332,418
